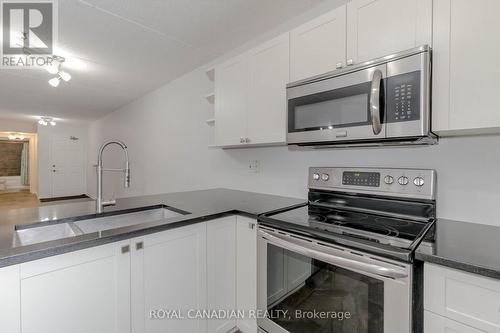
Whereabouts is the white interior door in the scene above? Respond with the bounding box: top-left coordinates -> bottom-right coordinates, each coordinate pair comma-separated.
50,135 -> 85,197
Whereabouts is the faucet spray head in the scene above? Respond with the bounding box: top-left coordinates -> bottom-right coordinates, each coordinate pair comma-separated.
124,161 -> 130,188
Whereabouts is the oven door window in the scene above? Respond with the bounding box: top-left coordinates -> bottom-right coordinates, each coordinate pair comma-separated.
288,82 -> 374,132
267,244 -> 384,333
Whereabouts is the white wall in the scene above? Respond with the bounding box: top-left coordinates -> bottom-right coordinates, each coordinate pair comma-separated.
87,0 -> 500,226
87,62 -> 500,226
0,118 -> 37,133
38,123 -> 89,198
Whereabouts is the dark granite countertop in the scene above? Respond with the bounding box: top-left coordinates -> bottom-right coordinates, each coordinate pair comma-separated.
416,218 -> 500,279
0,188 -> 305,268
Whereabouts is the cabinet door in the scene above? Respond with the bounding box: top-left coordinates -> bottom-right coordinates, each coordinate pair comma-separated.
433,0 -> 500,134
207,217 -> 237,333
131,223 -> 207,333
424,263 -> 500,332
215,54 -> 249,147
0,265 -> 20,333
19,241 -> 131,333
290,5 -> 347,82
247,33 -> 289,145
425,311 -> 484,333
347,0 -> 432,64
236,217 -> 258,333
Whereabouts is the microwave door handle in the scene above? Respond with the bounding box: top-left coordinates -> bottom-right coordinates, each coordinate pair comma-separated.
370,69 -> 383,135
259,229 -> 408,280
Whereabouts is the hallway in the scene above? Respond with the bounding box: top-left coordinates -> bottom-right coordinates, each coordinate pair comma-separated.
0,191 -> 92,210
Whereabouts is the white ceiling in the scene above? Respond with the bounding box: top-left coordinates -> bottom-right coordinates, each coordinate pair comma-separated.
0,0 -> 324,123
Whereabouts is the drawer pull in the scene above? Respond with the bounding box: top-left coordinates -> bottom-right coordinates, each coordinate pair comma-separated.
121,245 -> 130,254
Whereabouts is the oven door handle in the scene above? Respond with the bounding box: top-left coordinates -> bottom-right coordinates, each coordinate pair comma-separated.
259,229 -> 408,280
370,69 -> 383,135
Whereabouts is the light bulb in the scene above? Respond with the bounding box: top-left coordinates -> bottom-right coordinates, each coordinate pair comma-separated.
48,77 -> 60,87
59,71 -> 71,82
50,121 -> 56,126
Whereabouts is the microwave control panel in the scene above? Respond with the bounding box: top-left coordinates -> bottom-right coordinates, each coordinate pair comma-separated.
386,71 -> 421,123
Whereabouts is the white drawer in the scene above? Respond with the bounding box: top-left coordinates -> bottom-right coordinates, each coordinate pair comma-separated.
424,263 -> 500,332
425,311 -> 485,333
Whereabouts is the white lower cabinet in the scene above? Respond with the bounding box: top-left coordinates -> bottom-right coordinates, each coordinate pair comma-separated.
425,311 -> 484,333
0,265 -> 20,333
207,216 -> 237,333
131,223 -> 208,333
236,216 -> 258,333
0,216 -> 259,333
424,263 -> 500,333
19,241 -> 131,333
205,215 -> 258,333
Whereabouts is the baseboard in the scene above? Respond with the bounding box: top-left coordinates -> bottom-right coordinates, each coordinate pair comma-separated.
39,194 -> 90,202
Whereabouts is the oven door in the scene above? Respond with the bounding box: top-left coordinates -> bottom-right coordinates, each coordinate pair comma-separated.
287,65 -> 387,145
257,227 -> 412,333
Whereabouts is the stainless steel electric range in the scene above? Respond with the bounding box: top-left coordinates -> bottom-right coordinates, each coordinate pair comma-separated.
257,167 -> 436,333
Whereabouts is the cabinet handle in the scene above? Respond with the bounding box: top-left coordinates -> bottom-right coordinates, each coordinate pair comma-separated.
136,241 -> 144,250
347,59 -> 354,66
240,137 -> 245,143
336,62 -> 343,69
121,245 -> 130,254
249,222 -> 255,230
245,138 -> 250,143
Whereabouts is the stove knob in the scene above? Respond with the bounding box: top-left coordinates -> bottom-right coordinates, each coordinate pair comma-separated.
312,173 -> 320,181
398,176 -> 409,186
321,173 -> 330,181
413,177 -> 425,187
384,175 -> 394,184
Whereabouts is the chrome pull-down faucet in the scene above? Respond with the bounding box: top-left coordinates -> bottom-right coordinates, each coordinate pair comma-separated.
96,140 -> 130,213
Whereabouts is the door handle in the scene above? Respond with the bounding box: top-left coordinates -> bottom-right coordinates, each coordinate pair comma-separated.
370,69 -> 383,135
259,229 -> 408,280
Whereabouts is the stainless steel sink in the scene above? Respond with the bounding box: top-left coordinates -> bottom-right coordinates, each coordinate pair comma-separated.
74,208 -> 185,233
13,223 -> 80,247
13,207 -> 188,247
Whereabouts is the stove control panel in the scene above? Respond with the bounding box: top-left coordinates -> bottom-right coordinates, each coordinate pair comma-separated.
309,167 -> 436,200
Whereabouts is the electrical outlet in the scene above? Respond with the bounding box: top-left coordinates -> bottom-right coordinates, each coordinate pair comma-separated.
248,160 -> 261,173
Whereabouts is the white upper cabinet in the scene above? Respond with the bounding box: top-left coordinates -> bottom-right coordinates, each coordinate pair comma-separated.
215,33 -> 289,148
247,34 -> 289,145
433,0 -> 500,135
346,0 -> 432,64
19,241 -> 131,333
290,5 -> 347,82
215,54 -> 249,147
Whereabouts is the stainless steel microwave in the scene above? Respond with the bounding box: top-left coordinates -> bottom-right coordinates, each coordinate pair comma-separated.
286,46 -> 436,148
